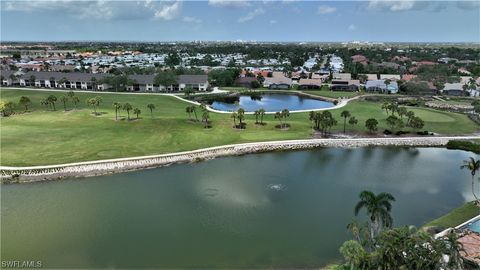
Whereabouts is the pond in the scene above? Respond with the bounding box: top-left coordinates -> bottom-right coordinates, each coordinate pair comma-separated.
210,93 -> 334,112
1,147 -> 476,268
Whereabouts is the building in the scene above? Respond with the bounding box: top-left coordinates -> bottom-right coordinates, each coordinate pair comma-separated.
263,72 -> 292,89
298,78 -> 322,89
365,80 -> 399,94
1,71 -> 209,92
235,77 -> 258,88
330,80 -> 360,92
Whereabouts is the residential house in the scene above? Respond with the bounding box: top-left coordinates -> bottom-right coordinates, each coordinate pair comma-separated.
330,79 -> 360,92
263,72 -> 292,89
298,78 -> 322,89
365,80 -> 399,94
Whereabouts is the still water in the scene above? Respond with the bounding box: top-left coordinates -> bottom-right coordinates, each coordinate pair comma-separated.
1,147 -> 476,268
210,93 -> 334,112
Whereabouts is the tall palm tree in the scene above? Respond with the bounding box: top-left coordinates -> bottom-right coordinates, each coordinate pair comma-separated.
60,95 -> 69,111
341,110 -> 351,134
259,108 -> 266,124
275,111 -> 283,127
87,98 -> 98,114
281,109 -> 290,128
254,110 -> 260,124
186,106 -> 192,120
147,104 -> 155,118
191,106 -> 198,121
202,110 -> 210,128
113,102 -> 122,120
47,95 -> 57,111
461,157 -> 480,205
354,190 -> 395,240
133,108 -> 141,119
237,108 -> 245,129
123,103 -> 133,120
231,112 -> 238,128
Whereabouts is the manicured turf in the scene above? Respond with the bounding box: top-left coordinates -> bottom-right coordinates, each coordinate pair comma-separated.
423,201 -> 479,229
303,90 -> 361,99
1,88 -> 478,166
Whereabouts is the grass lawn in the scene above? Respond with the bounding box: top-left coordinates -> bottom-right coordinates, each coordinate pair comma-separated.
303,90 -> 362,99
1,88 -> 478,166
423,201 -> 479,229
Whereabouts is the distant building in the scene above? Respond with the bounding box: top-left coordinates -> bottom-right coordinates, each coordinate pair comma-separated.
365,80 -> 399,94
298,78 -> 322,89
330,80 -> 360,92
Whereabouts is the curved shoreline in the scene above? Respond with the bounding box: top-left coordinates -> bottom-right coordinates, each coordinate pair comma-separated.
2,136 -> 479,184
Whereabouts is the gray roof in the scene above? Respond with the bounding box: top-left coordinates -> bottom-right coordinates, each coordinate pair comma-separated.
178,75 -> 208,84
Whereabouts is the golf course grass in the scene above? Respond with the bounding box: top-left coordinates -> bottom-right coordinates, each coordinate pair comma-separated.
423,201 -> 479,229
1,88 -> 478,166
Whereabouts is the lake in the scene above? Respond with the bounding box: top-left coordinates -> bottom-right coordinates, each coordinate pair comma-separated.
210,93 -> 334,112
1,147 -> 476,268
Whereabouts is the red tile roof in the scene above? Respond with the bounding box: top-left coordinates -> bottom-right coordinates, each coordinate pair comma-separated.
458,231 -> 480,265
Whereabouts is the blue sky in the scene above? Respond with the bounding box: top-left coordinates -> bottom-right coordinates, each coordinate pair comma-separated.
1,0 -> 479,42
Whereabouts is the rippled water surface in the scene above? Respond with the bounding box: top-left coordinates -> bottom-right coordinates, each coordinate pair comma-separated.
210,93 -> 334,112
1,147 -> 476,268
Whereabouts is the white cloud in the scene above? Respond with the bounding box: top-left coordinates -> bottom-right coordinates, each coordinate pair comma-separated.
2,0 -> 183,21
182,16 -> 202,24
367,0 -> 416,11
348,24 -> 357,31
269,19 -> 277,24
238,8 -> 265,23
154,1 -> 182,21
208,0 -> 250,8
457,1 -> 480,10
317,5 -> 337,14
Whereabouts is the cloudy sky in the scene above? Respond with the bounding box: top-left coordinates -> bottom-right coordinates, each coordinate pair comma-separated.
1,0 -> 479,42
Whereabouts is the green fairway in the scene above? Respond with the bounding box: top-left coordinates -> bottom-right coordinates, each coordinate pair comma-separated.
1,88 -> 478,166
303,90 -> 361,99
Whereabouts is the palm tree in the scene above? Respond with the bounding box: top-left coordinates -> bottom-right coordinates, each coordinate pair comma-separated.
381,101 -> 389,115
87,98 -> 98,114
341,110 -> 351,134
281,109 -> 290,128
113,102 -> 122,120
133,108 -> 141,119
123,103 -> 133,120
254,110 -> 260,124
202,110 -> 210,128
237,108 -> 245,129
40,98 -> 49,110
60,95 -> 69,111
186,106 -> 192,120
231,112 -> 238,128
94,96 -> 102,112
71,96 -> 80,110
461,157 -> 480,205
147,104 -> 155,118
29,75 -> 36,87
18,96 -> 31,111
49,77 -> 56,88
90,77 -> 97,91
348,116 -> 358,130
275,111 -> 283,127
259,108 -> 266,124
191,106 -> 198,121
47,95 -> 57,111
354,190 -> 395,240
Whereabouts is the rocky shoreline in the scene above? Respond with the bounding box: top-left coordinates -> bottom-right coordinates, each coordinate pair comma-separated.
1,136 -> 479,184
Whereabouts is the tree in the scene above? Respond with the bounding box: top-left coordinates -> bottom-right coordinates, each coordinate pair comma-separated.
3,101 -> 15,116
281,109 -> 290,128
341,110 -> 351,134
147,104 -> 155,118
397,107 -> 408,120
339,240 -> 367,270
237,108 -> 245,129
113,102 -> 122,120
274,111 -> 283,128
67,91 -> 75,98
87,98 -> 98,114
133,108 -> 141,119
365,118 -> 378,133
71,96 -> 80,110
29,75 -> 36,87
58,77 -> 68,88
253,110 -> 260,124
60,95 -> 69,111
49,77 -> 56,87
461,157 -> 480,205
407,116 -> 424,131
405,111 -> 415,125
183,86 -> 194,96
123,103 -> 133,120
40,98 -> 49,110
386,115 -> 404,132
154,71 -> 177,92
18,96 -> 31,111
165,52 -> 181,67
186,106 -> 193,120
191,105 -> 198,121
231,111 -> 238,128
47,95 -> 57,111
90,77 -> 97,91
202,110 -> 210,128
354,190 -> 395,240
381,102 -> 390,115
348,116 -> 358,130
258,108 -> 266,124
